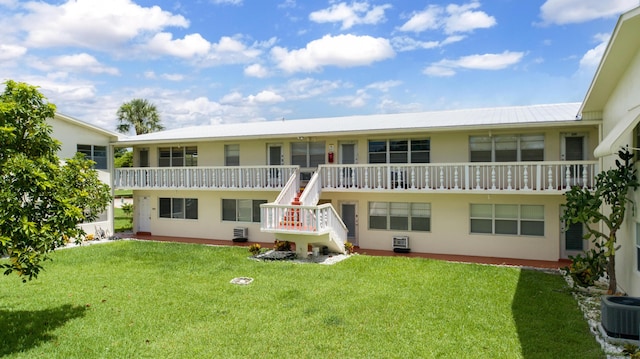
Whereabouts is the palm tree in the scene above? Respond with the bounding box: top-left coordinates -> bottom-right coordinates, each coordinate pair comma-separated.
116,98 -> 164,135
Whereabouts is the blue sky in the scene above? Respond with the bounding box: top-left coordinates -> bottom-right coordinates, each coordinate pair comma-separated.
0,0 -> 637,133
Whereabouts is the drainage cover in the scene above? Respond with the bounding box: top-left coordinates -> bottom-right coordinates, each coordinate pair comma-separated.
230,277 -> 253,285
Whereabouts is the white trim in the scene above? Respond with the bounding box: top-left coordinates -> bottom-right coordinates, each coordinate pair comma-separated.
594,105 -> 640,158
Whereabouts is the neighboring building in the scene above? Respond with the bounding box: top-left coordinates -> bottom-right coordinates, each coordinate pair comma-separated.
50,113 -> 120,237
581,6 -> 640,296
114,103 -> 601,261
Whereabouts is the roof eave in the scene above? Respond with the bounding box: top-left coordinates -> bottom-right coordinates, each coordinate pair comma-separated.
580,6 -> 640,114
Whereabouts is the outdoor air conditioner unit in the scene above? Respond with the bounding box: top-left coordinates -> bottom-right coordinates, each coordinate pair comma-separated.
233,227 -> 248,242
392,235 -> 410,253
601,295 -> 640,340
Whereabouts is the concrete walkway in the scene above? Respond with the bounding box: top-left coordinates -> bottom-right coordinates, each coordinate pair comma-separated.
126,233 -> 570,270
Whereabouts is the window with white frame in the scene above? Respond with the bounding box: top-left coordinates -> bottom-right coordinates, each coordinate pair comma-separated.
158,146 -> 197,167
469,135 -> 543,162
159,198 -> 198,219
368,139 -> 430,164
77,144 -> 107,169
291,141 -> 325,168
369,202 -> 431,231
470,204 -> 544,236
225,144 -> 240,166
222,199 -> 266,222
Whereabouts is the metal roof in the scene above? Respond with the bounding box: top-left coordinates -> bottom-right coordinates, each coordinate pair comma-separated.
117,102 -> 584,145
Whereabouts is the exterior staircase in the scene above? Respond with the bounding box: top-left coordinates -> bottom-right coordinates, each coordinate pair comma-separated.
260,170 -> 347,258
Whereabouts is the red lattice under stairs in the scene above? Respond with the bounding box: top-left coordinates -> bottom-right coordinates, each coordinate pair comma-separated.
278,192 -> 316,230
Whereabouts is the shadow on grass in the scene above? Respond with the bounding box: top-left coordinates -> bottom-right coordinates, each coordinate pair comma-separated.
512,270 -> 602,359
0,304 -> 86,356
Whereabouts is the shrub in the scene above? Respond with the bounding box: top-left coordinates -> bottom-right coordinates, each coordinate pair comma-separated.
273,240 -> 291,251
248,243 -> 261,256
121,203 -> 134,217
344,241 -> 354,254
564,248 -> 607,287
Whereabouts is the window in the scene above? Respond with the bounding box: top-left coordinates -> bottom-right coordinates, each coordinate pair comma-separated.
77,144 -> 107,169
225,144 -> 240,166
368,139 -> 430,164
368,202 -> 431,231
158,146 -> 197,167
292,141 -> 325,180
82,209 -> 108,223
470,135 -> 543,162
470,204 -> 544,236
222,199 -> 266,222
291,141 -> 325,168
159,198 -> 198,219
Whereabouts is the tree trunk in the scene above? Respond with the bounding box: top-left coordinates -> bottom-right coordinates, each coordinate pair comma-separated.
608,254 -> 617,294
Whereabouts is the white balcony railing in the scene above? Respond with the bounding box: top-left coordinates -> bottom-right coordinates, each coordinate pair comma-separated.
261,203 -> 347,239
114,166 -> 298,190
115,161 -> 597,193
318,161 -> 598,192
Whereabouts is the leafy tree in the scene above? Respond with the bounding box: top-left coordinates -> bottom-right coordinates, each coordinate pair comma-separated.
0,80 -> 112,282
562,148 -> 639,293
116,98 -> 164,135
114,148 -> 133,168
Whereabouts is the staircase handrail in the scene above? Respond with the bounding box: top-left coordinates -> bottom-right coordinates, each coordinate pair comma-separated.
274,171 -> 300,205
299,171 -> 322,206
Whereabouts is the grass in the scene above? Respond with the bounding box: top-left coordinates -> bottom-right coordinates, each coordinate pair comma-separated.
113,207 -> 132,232
0,241 -> 603,358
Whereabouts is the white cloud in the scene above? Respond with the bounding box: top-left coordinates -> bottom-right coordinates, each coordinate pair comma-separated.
391,35 -> 464,52
330,90 -> 370,108
272,34 -> 395,73
146,33 -> 211,58
50,53 -> 120,75
248,90 -> 284,104
366,80 -> 402,92
309,2 -> 392,30
398,6 -> 441,32
244,64 -> 269,78
539,0 -> 637,25
161,73 -> 185,81
579,33 -> 610,70
444,2 -> 496,34
0,44 -> 27,61
21,0 -> 189,50
200,36 -> 264,66
398,1 -> 495,34
282,77 -> 343,100
424,51 -> 524,77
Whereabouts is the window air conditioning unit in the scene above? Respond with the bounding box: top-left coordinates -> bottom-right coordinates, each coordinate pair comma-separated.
233,227 -> 248,242
393,236 -> 410,253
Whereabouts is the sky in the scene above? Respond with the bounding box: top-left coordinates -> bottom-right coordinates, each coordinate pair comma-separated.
0,0 -> 638,134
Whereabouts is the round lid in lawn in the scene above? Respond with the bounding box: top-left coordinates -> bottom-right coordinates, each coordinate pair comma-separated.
230,277 -> 253,285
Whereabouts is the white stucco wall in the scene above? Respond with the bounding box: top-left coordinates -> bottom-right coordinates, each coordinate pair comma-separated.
599,47 -> 640,296
50,115 -> 114,236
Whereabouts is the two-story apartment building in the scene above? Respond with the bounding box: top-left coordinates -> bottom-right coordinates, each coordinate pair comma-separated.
51,113 -> 119,236
114,102 -> 600,262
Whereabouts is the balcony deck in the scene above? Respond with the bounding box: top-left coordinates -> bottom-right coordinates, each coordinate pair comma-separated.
114,161 -> 597,193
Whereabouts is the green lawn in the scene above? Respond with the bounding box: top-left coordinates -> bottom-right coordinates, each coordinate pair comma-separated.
0,241 -> 603,358
113,207 -> 132,232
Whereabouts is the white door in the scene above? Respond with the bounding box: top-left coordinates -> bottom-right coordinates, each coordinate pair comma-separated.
561,134 -> 586,187
341,202 -> 358,245
340,143 -> 357,187
137,196 -> 151,233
